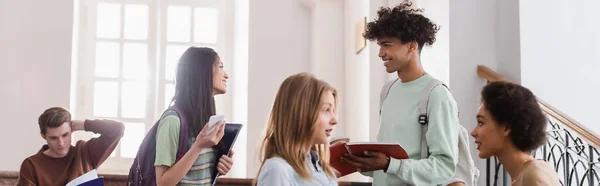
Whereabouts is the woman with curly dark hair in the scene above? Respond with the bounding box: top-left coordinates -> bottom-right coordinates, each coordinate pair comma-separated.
472,81 -> 559,185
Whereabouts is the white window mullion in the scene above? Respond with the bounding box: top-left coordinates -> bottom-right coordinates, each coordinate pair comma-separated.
112,3 -> 126,158
219,0 -> 232,119
146,0 -> 160,132
157,0 -> 168,115
117,3 -> 126,119
84,0 -> 99,122
190,7 -> 195,46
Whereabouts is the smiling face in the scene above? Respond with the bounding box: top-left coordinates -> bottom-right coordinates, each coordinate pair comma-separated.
212,57 -> 229,95
376,37 -> 417,73
310,90 -> 338,146
471,104 -> 511,159
41,122 -> 72,158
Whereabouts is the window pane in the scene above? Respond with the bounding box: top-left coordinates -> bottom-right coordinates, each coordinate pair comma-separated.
95,42 -> 120,78
121,81 -> 146,118
123,43 -> 148,80
124,5 -> 148,40
165,45 -> 190,80
167,6 -> 191,42
120,122 -> 145,158
94,81 -> 119,117
194,8 -> 218,43
97,3 -> 121,38
165,83 -> 175,109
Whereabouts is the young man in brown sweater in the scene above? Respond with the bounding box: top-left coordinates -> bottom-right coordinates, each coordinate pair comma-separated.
17,107 -> 125,186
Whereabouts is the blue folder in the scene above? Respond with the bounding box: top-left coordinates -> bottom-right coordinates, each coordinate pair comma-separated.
78,177 -> 104,186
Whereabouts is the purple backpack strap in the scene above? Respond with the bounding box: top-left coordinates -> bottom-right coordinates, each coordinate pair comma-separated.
170,106 -> 189,162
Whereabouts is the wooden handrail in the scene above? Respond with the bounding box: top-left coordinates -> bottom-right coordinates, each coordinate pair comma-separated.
476,65 -> 511,82
477,65 -> 600,149
0,171 -> 371,186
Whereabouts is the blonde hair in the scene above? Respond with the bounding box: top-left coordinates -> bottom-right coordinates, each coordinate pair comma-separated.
254,72 -> 338,184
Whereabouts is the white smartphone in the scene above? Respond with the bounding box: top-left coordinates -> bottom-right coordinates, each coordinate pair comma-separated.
206,114 -> 224,135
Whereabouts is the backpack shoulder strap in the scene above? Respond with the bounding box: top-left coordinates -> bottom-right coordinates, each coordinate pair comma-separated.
419,78 -> 449,159
169,106 -> 189,162
379,78 -> 400,115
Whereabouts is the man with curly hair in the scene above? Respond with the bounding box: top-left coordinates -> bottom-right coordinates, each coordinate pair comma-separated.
341,2 -> 461,185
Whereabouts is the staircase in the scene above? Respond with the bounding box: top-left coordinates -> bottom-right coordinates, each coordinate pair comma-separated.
478,65 -> 600,186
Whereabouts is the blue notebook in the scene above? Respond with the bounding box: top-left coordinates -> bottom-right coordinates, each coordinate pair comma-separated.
66,169 -> 101,186
78,177 -> 104,186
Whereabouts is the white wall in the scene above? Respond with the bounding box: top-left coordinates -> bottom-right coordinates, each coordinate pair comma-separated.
310,0 -> 346,137
0,0 -> 74,171
246,0 -> 311,177
343,0 -> 371,146
520,0 -> 600,133
419,0 -> 450,85
449,0 -> 499,184
495,0 -> 521,83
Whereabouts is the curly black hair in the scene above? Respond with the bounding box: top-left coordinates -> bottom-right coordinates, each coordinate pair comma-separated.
363,2 -> 440,52
481,81 -> 548,153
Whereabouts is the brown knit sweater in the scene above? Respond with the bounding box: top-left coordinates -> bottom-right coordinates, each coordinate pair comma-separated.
17,119 -> 125,186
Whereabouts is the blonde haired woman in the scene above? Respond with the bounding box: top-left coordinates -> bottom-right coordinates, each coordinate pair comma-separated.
254,72 -> 339,186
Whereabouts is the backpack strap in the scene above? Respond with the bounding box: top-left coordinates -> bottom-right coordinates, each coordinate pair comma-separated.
419,78 -> 448,159
169,106 -> 189,162
379,79 -> 400,115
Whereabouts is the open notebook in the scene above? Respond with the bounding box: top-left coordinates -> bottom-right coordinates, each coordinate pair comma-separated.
211,123 -> 243,186
66,169 -> 104,186
329,140 -> 409,177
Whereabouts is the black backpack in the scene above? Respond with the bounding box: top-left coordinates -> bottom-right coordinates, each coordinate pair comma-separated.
127,106 -> 189,186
